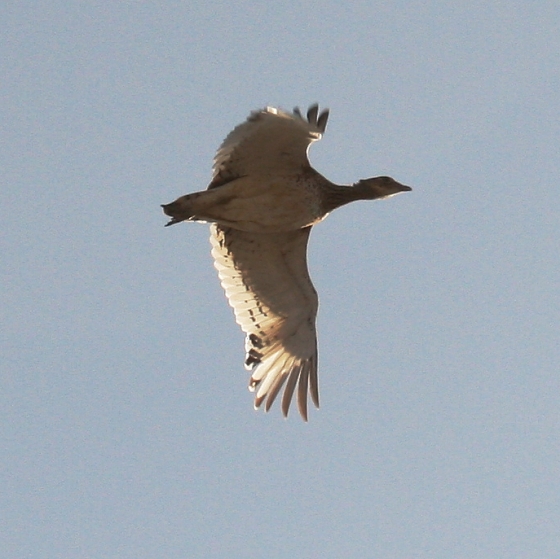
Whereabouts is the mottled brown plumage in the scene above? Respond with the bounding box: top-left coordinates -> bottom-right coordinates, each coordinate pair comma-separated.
163,104 -> 411,420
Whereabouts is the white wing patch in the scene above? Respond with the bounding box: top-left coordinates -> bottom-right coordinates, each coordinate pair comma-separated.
210,223 -> 319,420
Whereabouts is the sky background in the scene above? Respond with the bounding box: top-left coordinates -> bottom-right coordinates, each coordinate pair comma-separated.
2,1 -> 559,558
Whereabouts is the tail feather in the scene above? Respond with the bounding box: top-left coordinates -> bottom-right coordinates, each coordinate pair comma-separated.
161,195 -> 195,226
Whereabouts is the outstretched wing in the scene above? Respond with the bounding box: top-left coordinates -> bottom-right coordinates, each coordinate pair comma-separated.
210,104 -> 329,189
210,223 -> 319,420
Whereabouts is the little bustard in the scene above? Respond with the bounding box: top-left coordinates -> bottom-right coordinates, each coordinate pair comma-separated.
163,104 -> 411,420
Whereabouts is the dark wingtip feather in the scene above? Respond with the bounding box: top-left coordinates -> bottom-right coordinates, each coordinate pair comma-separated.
306,104 -> 319,127
317,109 -> 329,133
297,364 -> 309,421
293,104 -> 328,134
281,367 -> 300,419
309,356 -> 320,409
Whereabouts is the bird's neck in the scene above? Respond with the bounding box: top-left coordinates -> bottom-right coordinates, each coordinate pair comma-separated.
319,181 -> 374,213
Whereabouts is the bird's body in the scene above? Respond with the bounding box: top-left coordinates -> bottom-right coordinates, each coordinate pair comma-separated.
163,104 -> 411,420
166,170 -> 328,232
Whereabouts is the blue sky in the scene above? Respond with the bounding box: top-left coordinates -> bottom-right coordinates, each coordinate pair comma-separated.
2,2 -> 559,558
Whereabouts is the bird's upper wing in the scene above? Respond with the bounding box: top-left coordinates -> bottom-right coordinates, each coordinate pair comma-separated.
210,223 -> 319,420
209,104 -> 329,188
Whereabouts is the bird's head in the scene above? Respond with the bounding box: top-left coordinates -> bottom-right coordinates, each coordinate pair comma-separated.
354,176 -> 412,199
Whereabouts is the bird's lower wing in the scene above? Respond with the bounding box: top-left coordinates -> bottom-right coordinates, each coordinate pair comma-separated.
210,224 -> 319,420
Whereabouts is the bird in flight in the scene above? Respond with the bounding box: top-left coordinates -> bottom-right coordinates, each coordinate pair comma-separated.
163,104 -> 411,421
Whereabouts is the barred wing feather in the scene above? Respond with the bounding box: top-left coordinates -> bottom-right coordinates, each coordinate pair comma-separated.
210,223 -> 319,420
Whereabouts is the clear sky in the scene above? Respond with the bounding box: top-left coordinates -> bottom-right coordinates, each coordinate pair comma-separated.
2,2 -> 559,558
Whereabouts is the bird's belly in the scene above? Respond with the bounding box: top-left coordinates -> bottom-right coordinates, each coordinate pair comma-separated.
200,177 -> 325,232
